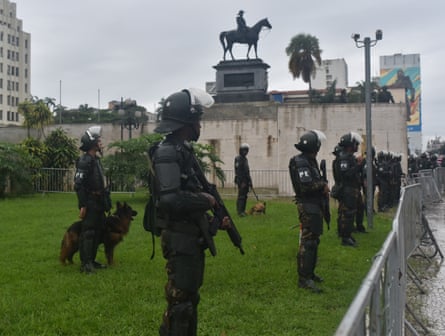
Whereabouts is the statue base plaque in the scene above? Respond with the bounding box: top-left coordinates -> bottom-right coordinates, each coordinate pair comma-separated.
213,59 -> 270,103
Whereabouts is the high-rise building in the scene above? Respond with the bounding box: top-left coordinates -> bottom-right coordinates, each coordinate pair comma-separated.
0,0 -> 31,126
379,53 -> 421,154
312,58 -> 348,90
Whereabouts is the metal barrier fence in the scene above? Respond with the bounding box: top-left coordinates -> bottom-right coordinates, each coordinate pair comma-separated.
34,168 -> 294,195
34,168 -> 136,193
209,169 -> 293,197
34,168 -> 76,193
335,168 -> 445,335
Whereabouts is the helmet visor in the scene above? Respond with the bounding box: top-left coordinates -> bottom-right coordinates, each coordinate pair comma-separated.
350,132 -> 362,144
186,88 -> 214,108
312,130 -> 326,142
86,125 -> 102,140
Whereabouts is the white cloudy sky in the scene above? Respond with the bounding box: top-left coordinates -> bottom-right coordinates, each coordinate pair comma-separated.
14,0 -> 445,139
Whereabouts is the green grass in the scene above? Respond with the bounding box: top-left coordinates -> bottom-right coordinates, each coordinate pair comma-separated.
0,193 -> 392,335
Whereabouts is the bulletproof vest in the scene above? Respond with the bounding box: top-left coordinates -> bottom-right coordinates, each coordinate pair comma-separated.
75,154 -> 105,192
234,155 -> 250,180
289,154 -> 321,201
151,139 -> 203,214
336,151 -> 360,187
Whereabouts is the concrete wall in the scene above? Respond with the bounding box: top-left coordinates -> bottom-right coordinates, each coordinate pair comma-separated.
200,101 -> 408,183
0,101 -> 408,187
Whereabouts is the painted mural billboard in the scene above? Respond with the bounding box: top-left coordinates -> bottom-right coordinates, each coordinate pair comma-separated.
379,66 -> 421,132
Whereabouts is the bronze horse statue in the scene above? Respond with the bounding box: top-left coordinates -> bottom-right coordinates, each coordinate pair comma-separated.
219,18 -> 272,61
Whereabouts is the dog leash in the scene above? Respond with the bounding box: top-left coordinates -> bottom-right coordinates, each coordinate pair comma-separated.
250,186 -> 260,201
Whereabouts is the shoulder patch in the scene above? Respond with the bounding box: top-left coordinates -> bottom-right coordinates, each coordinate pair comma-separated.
340,160 -> 349,171
298,167 -> 312,183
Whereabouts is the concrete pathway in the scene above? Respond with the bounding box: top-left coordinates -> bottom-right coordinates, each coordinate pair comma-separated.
406,201 -> 445,335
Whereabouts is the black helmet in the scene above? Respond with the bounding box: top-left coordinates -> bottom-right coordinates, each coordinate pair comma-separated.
295,130 -> 326,153
339,132 -> 362,148
154,88 -> 214,134
332,145 -> 342,156
365,146 -> 376,158
80,125 -> 101,151
239,143 -> 250,155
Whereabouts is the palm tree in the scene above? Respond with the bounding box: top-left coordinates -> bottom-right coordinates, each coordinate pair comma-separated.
285,33 -> 322,100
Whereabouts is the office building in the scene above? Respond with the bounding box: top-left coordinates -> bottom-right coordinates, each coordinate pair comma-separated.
0,0 -> 31,126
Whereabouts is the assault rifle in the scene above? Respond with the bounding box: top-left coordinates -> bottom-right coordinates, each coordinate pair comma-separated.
191,155 -> 245,256
320,159 -> 331,230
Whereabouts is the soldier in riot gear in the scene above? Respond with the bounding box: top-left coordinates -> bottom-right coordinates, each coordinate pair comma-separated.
390,153 -> 404,205
407,154 -> 418,178
418,152 -> 431,171
149,88 -> 229,336
430,154 -> 439,169
376,151 -> 391,212
74,126 -> 109,274
289,130 -> 329,293
333,132 -> 363,247
361,147 -> 377,216
234,143 -> 252,217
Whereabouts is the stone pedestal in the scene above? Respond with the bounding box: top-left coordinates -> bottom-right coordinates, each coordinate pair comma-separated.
213,59 -> 270,103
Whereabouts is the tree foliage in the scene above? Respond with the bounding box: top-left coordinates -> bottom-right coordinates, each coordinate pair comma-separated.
0,143 -> 37,197
18,96 -> 54,139
285,33 -> 322,93
102,133 -> 163,191
192,142 -> 226,186
102,133 -> 226,191
43,128 -> 79,168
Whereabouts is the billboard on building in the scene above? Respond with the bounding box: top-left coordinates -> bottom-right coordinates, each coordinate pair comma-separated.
379,66 -> 421,132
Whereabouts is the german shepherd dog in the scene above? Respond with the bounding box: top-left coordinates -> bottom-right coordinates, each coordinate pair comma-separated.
59,202 -> 138,265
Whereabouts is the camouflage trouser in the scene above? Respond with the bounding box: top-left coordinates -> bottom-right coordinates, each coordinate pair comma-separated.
236,182 -> 249,214
337,187 -> 360,238
159,230 -> 204,336
297,203 -> 322,280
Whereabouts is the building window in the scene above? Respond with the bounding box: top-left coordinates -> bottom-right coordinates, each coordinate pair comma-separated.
25,83 -> 28,93
0,110 -> 2,120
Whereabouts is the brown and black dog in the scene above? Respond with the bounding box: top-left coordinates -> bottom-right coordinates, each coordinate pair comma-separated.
59,201 -> 138,266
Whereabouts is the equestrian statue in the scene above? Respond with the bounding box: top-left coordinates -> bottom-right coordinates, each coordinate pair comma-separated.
220,11 -> 272,61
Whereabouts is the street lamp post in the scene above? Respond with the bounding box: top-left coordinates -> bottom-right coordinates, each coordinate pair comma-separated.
352,29 -> 383,229
118,97 -> 142,140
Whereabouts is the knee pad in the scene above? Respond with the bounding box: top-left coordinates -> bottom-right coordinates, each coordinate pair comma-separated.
170,301 -> 193,323
303,239 -> 318,251
81,230 -> 95,240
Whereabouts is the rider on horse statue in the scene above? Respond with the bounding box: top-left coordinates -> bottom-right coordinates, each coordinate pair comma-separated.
220,12 -> 272,60
236,10 -> 248,37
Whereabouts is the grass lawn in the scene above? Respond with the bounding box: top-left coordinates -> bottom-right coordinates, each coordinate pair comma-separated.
0,192 -> 392,335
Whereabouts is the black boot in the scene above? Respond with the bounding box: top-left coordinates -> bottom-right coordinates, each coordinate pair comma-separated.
298,240 -> 322,293
79,230 -> 96,274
